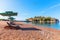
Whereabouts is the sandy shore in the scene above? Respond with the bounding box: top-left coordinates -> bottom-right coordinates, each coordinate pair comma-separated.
0,21 -> 60,40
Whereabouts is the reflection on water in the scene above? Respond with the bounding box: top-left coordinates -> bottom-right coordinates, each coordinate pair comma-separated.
24,22 -> 60,30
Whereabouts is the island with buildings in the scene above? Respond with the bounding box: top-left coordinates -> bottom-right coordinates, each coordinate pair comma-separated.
26,16 -> 59,24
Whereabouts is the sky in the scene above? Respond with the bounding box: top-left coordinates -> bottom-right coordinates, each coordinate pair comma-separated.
0,0 -> 60,20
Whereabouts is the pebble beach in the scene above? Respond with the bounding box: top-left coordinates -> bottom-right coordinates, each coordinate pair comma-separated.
0,21 -> 60,40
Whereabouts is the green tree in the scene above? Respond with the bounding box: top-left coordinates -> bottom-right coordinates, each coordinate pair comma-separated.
8,17 -> 15,21
0,11 -> 18,21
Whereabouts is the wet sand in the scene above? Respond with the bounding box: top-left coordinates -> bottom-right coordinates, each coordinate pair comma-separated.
0,21 -> 60,40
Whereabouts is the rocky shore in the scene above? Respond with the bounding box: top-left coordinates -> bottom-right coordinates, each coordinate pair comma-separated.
0,21 -> 60,40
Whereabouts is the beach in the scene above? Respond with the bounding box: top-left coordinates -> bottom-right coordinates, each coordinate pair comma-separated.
0,21 -> 60,40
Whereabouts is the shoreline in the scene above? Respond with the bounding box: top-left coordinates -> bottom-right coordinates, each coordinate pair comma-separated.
15,21 -> 60,31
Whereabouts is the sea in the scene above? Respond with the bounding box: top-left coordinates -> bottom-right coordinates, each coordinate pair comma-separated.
24,22 -> 60,30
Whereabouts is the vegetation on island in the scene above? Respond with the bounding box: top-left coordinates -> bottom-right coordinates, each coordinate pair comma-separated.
26,16 -> 59,24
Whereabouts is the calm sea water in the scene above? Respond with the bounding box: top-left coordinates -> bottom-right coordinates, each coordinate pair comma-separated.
24,22 -> 60,30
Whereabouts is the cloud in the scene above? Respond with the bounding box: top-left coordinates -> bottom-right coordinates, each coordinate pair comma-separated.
48,4 -> 60,9
40,3 -> 60,14
40,11 -> 46,13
